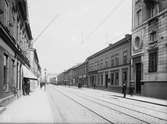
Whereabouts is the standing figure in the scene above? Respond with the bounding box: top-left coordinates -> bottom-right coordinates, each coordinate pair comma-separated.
122,82 -> 127,98
93,83 -> 96,89
44,82 -> 46,91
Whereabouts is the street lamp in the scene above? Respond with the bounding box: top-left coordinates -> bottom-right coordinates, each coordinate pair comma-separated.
43,68 -> 47,91
44,68 -> 47,84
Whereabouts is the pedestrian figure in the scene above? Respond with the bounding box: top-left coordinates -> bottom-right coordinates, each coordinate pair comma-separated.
78,82 -> 82,88
122,82 -> 127,98
44,82 -> 46,91
93,83 -> 96,89
40,82 -> 43,89
13,87 -> 19,99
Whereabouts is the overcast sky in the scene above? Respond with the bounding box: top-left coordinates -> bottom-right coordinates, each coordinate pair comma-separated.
28,0 -> 132,75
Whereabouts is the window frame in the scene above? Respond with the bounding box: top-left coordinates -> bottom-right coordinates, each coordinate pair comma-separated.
150,31 -> 157,42
148,49 -> 158,73
123,51 -> 128,64
136,9 -> 142,26
3,54 -> 8,85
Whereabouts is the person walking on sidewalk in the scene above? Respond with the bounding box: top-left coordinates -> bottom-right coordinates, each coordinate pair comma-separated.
122,81 -> 127,98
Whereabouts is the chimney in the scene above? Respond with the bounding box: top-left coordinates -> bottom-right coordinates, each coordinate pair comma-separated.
125,34 -> 131,40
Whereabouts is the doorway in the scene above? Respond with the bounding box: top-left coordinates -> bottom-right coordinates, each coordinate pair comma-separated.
136,63 -> 142,94
122,69 -> 128,84
105,74 -> 108,88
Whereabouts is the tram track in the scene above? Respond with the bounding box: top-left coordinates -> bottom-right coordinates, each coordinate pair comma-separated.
75,92 -> 167,123
51,88 -> 114,124
57,86 -> 167,124
68,88 -> 167,122
55,87 -> 150,124
82,89 -> 167,114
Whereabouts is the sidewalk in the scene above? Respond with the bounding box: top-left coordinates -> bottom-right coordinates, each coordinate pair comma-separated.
69,86 -> 167,107
0,88 -> 54,123
90,87 -> 167,107
112,93 -> 167,107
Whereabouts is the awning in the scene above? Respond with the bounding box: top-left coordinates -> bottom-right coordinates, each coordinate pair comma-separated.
23,66 -> 37,80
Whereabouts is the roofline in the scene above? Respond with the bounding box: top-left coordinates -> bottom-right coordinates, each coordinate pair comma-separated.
87,34 -> 131,60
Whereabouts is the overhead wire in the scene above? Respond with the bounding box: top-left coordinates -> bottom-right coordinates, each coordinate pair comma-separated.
33,14 -> 60,43
85,0 -> 127,41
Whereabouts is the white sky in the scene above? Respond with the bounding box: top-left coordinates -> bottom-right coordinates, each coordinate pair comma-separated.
28,0 -> 132,75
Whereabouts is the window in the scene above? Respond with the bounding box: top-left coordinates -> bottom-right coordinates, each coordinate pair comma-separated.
110,72 -> 114,85
111,57 -> 114,67
115,71 -> 119,85
122,70 -> 128,83
115,56 -> 119,66
136,9 -> 142,26
135,36 -> 141,48
101,74 -> 103,85
149,2 -> 158,17
3,54 -> 8,85
150,31 -> 157,42
149,49 -> 158,72
100,59 -> 103,68
123,51 -> 128,64
105,61 -> 108,67
12,59 -> 15,81
135,0 -> 141,4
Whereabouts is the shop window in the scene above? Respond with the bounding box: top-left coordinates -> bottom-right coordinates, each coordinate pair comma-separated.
12,59 -> 15,81
101,74 -> 103,85
122,70 -> 128,83
148,49 -> 158,72
115,71 -> 119,85
3,54 -> 8,85
110,72 -> 114,85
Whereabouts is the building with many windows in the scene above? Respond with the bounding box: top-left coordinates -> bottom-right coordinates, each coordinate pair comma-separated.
57,62 -> 88,87
0,0 -> 40,100
87,35 -> 131,92
73,61 -> 88,86
131,0 -> 167,99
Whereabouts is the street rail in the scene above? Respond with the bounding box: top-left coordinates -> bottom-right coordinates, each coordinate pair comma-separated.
54,87 -> 149,124
56,86 -> 167,124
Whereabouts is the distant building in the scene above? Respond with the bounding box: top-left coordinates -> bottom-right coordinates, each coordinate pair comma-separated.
49,77 -> 57,84
57,62 -> 88,87
73,62 -> 87,86
57,72 -> 64,85
132,0 -> 167,99
87,35 -> 131,92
